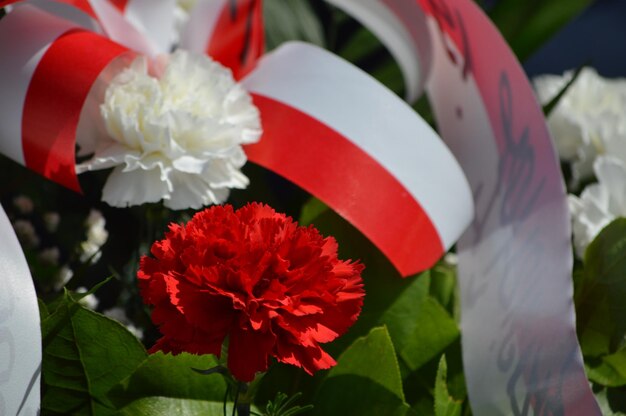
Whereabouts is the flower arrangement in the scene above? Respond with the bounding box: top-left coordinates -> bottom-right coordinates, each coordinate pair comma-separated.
1,1 -> 625,415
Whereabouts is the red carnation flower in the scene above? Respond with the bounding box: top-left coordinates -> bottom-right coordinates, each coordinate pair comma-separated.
138,203 -> 365,382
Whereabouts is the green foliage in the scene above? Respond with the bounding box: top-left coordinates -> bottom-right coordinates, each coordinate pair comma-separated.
313,326 -> 411,416
298,197 -> 329,226
399,298 -> 460,372
488,0 -> 593,61
575,219 -> 626,413
115,397 -> 241,416
586,350 -> 626,387
264,392 -> 313,416
434,356 -> 462,416
576,219 -> 626,358
264,0 -> 325,50
40,289 -> 232,415
110,352 -> 227,408
41,290 -> 147,415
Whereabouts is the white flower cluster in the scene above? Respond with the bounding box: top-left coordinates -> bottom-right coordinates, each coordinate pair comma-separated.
12,195 -> 34,214
534,68 -> 626,257
80,209 -> 109,263
77,49 -> 261,210
13,219 -> 39,249
76,287 -> 99,310
534,67 -> 626,185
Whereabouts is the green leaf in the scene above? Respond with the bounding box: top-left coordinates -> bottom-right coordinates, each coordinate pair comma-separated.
488,0 -> 592,61
411,396 -> 435,416
313,327 -> 410,416
576,219 -> 626,357
41,293 -> 147,415
429,264 -> 458,317
115,397 -> 241,416
376,272 -> 431,353
298,197 -> 329,226
109,352 -> 227,408
328,326 -> 404,398
264,392 -> 313,416
587,348 -> 626,387
399,298 -> 459,372
39,298 -> 49,321
264,0 -> 325,50
434,356 -> 462,416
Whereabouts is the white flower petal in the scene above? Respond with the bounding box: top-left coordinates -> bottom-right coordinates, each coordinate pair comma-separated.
569,156 -> 626,257
571,142 -> 596,187
77,142 -> 140,173
102,166 -> 171,207
172,155 -> 207,174
546,113 -> 585,160
569,192 -> 612,258
202,157 -> 249,189
165,172 -> 228,210
593,156 -> 626,215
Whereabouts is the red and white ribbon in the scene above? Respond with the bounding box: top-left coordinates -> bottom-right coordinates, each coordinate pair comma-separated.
0,0 -> 467,276
325,0 -> 432,103
327,0 -> 601,414
243,42 -> 472,276
0,4 -> 131,192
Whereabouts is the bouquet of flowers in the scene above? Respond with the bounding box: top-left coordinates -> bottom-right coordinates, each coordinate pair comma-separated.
0,0 -> 623,415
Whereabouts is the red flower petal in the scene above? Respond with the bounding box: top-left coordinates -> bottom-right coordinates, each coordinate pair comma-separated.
138,203 -> 365,381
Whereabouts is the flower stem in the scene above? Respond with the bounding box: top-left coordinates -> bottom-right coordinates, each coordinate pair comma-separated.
235,382 -> 251,416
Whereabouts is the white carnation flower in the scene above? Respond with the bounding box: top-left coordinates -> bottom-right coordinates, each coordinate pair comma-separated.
77,49 -> 261,210
569,156 -> 626,258
534,68 -> 626,185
